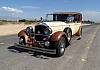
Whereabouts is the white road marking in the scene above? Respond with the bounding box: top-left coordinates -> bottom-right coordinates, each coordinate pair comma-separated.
0,42 -> 5,45
81,58 -> 87,62
80,25 -> 99,63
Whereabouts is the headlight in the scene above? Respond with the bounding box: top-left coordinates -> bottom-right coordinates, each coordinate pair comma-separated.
26,26 -> 33,33
45,41 -> 50,46
44,28 -> 52,35
44,28 -> 49,35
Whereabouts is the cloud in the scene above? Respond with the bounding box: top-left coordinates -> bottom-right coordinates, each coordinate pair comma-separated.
0,6 -> 23,14
21,6 -> 40,9
81,10 -> 100,22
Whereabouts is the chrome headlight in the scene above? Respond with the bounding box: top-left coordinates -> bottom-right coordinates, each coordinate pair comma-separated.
44,27 -> 52,35
26,26 -> 33,33
44,41 -> 50,46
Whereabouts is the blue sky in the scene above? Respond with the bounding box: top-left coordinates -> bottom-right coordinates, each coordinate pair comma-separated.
0,0 -> 100,22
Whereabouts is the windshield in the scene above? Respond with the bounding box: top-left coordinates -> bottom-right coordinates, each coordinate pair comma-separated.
46,14 -> 53,21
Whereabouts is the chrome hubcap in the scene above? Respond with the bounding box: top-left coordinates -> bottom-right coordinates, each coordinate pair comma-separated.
68,37 -> 71,41
19,38 -> 24,44
60,43 -> 65,53
67,32 -> 71,41
20,38 -> 23,42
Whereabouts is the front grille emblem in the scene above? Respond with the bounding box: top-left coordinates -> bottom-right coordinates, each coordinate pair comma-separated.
37,31 -> 40,34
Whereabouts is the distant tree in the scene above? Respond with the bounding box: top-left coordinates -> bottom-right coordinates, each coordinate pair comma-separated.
19,19 -> 26,22
83,20 -> 95,24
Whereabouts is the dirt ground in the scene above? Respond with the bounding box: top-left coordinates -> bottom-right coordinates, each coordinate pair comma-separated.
0,24 -> 35,36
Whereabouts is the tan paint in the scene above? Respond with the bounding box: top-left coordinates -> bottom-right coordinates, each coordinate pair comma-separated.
43,21 -> 82,36
75,26 -> 82,36
43,21 -> 69,34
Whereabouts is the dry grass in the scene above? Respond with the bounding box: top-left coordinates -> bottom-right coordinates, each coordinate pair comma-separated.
0,23 -> 36,36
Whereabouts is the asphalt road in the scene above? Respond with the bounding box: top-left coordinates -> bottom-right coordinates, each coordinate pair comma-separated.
0,24 -> 100,70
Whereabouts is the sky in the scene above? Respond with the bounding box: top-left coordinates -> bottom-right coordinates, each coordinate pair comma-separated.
0,0 -> 100,22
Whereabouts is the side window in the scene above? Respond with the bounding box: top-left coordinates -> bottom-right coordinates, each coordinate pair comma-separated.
74,14 -> 82,23
67,15 -> 74,22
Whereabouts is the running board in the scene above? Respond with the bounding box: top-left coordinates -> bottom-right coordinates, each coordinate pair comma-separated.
14,43 -> 56,54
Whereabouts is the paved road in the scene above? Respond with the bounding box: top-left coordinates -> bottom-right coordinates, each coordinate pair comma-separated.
0,24 -> 100,70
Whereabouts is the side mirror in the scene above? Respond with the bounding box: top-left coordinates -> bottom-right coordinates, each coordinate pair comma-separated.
40,17 -> 43,22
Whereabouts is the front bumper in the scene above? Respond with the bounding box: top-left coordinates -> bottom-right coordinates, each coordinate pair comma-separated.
14,43 -> 56,54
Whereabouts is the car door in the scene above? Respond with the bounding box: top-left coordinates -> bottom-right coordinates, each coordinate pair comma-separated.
68,22 -> 77,35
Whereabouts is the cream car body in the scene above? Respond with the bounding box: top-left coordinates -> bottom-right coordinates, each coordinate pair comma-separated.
17,12 -> 82,57
41,21 -> 82,35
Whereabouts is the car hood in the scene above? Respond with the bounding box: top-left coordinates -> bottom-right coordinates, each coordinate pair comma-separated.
39,21 -> 69,34
40,21 -> 68,27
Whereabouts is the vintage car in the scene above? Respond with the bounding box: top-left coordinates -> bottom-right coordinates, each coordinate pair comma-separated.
15,12 -> 82,57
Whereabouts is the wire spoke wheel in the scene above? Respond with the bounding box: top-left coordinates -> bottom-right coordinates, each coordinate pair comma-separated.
19,37 -> 26,45
53,37 -> 66,57
67,30 -> 72,42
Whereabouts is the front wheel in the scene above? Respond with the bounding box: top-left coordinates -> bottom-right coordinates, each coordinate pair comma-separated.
53,37 -> 66,57
19,37 -> 26,45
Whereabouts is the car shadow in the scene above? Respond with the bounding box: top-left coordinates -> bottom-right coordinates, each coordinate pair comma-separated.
7,46 -> 58,59
8,46 -> 28,53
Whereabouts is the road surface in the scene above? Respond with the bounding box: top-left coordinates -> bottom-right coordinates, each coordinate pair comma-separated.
0,24 -> 100,70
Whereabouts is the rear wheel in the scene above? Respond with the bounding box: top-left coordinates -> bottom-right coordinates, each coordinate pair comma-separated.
64,28 -> 72,44
53,37 -> 66,57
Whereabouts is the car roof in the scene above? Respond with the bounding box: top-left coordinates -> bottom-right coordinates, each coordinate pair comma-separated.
48,12 -> 81,15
